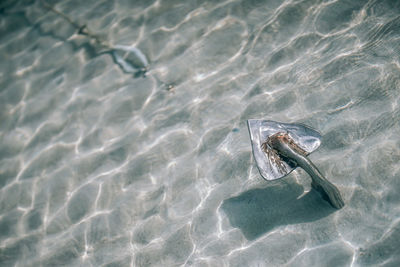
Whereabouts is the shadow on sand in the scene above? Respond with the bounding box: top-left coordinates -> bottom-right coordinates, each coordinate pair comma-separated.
221,182 -> 336,240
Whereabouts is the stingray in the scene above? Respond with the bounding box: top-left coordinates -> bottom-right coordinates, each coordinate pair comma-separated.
247,119 -> 344,209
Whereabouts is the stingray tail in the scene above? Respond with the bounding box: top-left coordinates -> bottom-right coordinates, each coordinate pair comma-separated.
298,157 -> 345,209
311,178 -> 345,209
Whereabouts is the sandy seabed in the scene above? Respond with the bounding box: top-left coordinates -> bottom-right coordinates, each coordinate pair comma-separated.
1,0 -> 400,266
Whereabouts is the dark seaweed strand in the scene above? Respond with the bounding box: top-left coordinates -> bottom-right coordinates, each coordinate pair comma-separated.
40,0 -> 111,49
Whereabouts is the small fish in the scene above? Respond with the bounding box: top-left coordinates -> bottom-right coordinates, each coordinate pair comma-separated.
263,132 -> 345,209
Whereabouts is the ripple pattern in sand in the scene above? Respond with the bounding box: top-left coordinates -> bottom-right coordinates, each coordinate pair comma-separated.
1,0 -> 400,266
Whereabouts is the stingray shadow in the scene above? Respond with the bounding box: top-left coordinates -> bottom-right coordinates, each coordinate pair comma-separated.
221,182 -> 336,240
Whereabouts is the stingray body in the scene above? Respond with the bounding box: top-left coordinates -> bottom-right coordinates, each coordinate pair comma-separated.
247,120 -> 344,209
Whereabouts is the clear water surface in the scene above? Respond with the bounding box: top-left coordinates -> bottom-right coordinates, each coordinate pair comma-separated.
1,0 -> 400,266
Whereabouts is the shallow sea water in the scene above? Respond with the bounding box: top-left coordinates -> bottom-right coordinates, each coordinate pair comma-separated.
1,0 -> 400,266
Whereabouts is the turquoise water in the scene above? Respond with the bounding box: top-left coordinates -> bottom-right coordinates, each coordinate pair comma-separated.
1,0 -> 400,266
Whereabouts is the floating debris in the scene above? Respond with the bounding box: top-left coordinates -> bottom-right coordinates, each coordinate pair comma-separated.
40,0 -> 149,77
247,119 -> 344,209
165,84 -> 175,92
247,119 -> 321,180
111,45 -> 148,77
